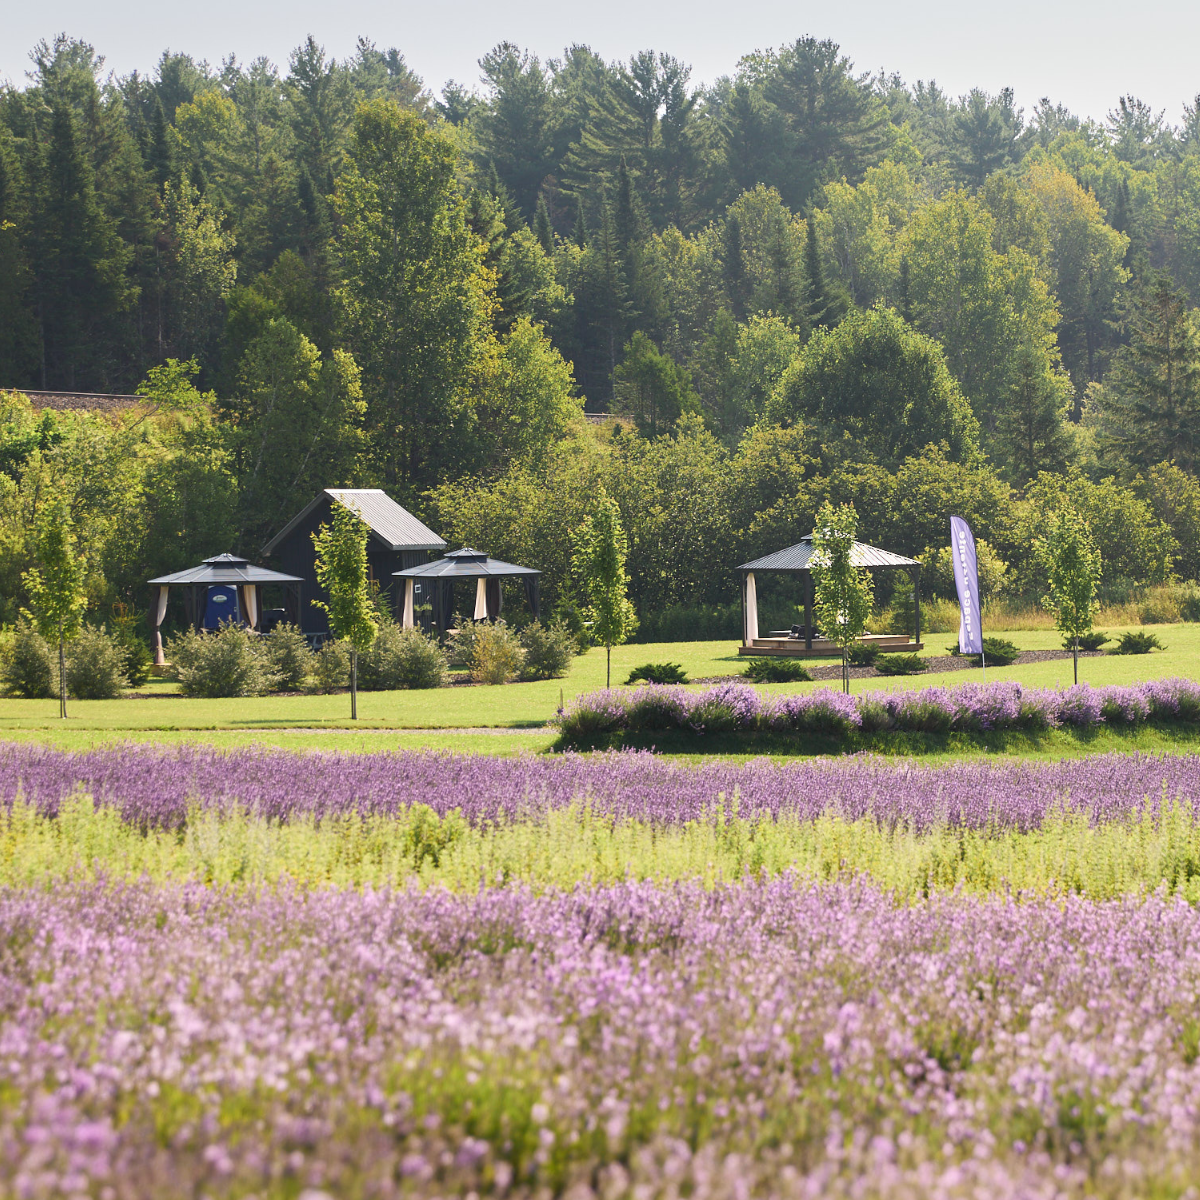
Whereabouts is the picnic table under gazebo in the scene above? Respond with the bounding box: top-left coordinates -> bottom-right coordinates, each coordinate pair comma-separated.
738,536 -> 922,657
147,553 -> 302,665
393,548 -> 540,634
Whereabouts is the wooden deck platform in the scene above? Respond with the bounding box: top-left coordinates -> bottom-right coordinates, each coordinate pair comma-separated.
738,634 -> 923,657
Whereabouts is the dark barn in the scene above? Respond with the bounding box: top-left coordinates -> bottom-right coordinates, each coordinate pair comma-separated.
261,489 -> 446,637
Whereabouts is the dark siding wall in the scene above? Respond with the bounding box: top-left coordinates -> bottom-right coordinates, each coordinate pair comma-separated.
265,497 -> 437,634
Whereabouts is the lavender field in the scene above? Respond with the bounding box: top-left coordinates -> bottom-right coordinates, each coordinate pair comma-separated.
4,877 -> 1200,1198
7,740 -> 1200,1196
6,739 -> 1200,831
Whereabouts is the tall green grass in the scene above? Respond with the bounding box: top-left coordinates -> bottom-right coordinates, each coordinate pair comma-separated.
10,793 -> 1200,901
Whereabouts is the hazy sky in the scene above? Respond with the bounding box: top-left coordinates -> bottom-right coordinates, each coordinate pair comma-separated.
4,0 -> 1196,128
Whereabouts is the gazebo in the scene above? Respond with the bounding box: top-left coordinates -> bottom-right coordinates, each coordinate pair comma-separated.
147,553 -> 303,665
738,537 -> 921,657
393,548 -> 541,634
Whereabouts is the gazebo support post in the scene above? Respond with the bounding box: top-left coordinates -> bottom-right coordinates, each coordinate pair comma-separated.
803,571 -> 813,651
910,566 -> 922,649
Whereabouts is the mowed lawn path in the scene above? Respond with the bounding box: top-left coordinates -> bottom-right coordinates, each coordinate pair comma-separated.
0,625 -> 1196,753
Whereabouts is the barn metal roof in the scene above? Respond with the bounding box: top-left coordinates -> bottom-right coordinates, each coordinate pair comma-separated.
148,553 -> 302,586
739,536 -> 918,572
394,548 -> 540,579
261,489 -> 446,555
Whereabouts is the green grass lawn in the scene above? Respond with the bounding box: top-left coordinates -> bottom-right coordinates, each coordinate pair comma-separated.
0,626 -> 1194,751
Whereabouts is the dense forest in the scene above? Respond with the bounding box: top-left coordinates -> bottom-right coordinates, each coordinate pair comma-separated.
3,32 -> 1200,629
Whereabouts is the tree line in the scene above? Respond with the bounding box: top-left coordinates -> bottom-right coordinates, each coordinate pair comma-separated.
3,32 -> 1200,625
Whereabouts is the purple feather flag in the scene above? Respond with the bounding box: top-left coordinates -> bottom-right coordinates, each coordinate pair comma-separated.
950,515 -> 983,655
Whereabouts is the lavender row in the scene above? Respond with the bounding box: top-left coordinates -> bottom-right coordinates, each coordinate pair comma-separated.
6,739 -> 1200,833
559,676 -> 1200,740
3,877 -> 1200,1197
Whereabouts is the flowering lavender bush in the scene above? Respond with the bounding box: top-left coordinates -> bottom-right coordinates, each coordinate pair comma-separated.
5,878 -> 1200,1196
8,741 -> 1200,836
558,677 -> 1200,744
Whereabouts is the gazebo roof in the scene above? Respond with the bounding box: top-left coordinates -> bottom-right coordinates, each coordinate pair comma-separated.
148,553 -> 303,586
393,548 -> 540,580
739,536 -> 918,573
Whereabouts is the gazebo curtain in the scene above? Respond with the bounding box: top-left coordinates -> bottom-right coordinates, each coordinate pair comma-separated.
473,578 -> 488,621
523,577 -> 540,621
485,578 -> 502,619
744,572 -> 759,644
238,585 -> 258,630
153,586 -> 169,665
402,579 -> 415,629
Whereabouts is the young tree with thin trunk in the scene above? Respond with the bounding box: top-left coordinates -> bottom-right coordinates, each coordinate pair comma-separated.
1038,506 -> 1102,685
22,503 -> 87,718
312,501 -> 377,719
573,489 -> 638,688
810,501 -> 874,695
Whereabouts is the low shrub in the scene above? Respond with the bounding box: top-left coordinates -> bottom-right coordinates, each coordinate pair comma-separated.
518,620 -> 575,681
470,621 -> 525,685
311,640 -> 350,693
973,637 -> 1019,666
107,609 -> 153,688
555,677 -> 1200,746
1064,631 -> 1111,652
1112,630 -> 1165,655
1178,584 -> 1200,623
65,626 -> 128,699
846,643 -> 880,666
741,658 -> 812,683
263,623 -> 312,691
0,622 -> 55,698
626,687 -> 691,730
547,599 -> 592,654
627,662 -> 689,685
874,653 -> 927,676
167,625 -> 280,698
361,624 -> 448,690
448,619 -> 481,669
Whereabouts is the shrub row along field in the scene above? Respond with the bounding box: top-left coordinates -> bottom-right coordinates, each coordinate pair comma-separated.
10,744 -> 1200,897
557,677 -> 1200,745
5,878 -> 1200,1198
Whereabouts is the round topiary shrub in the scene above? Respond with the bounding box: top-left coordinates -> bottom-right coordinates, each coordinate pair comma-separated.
0,622 -> 56,698
469,621 -> 525,685
310,640 -> 350,693
518,620 -> 575,681
263,623 -> 312,691
65,626 -> 129,699
360,624 -> 448,690
167,625 -> 280,698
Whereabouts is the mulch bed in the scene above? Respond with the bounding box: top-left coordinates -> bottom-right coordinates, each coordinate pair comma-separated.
696,647 -> 1106,686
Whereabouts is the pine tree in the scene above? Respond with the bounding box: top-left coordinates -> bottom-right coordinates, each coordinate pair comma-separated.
1099,273 -> 1200,472
722,212 -> 746,319
31,101 -> 133,389
803,216 -> 834,328
997,343 -> 1074,482
573,196 -> 588,248
147,97 -> 174,190
534,192 -> 554,255
579,198 -> 633,389
0,131 -> 38,386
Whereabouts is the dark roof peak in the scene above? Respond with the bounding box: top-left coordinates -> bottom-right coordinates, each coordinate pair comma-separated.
261,489 -> 446,555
